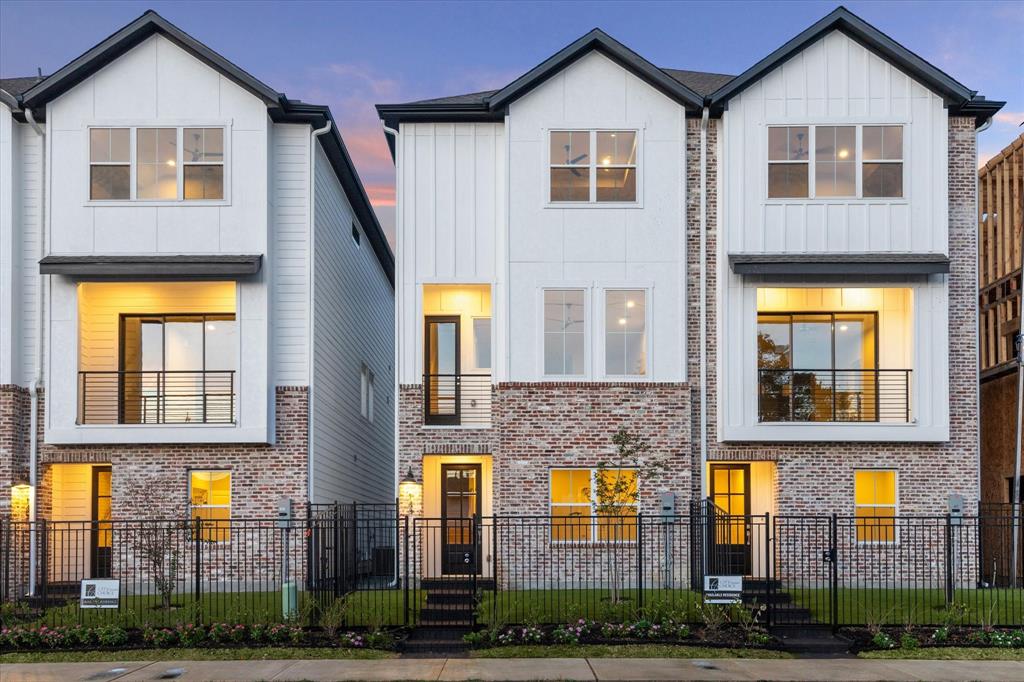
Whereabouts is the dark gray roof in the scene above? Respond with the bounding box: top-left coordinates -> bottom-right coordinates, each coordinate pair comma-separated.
5,11 -> 393,286
728,252 -> 950,276
0,76 -> 45,98
660,69 -> 734,97
39,254 -> 262,277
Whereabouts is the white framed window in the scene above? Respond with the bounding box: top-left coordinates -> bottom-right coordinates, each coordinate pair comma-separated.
189,470 -> 231,543
472,317 -> 491,370
543,289 -> 586,377
548,130 -> 638,204
768,125 -> 904,200
603,289 -> 648,377
549,468 -> 638,543
854,469 -> 897,544
361,364 -> 375,422
87,125 -> 227,202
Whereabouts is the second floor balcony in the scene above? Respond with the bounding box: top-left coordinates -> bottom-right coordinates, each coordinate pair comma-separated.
78,370 -> 236,425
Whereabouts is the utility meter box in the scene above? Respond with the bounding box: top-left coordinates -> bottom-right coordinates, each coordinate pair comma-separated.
948,494 -> 965,526
277,497 -> 293,529
660,492 -> 676,517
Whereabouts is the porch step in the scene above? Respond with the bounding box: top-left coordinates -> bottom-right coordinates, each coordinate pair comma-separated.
420,603 -> 475,626
741,589 -> 793,605
402,626 -> 471,657
421,577 -> 495,590
426,590 -> 476,605
765,603 -> 815,625
775,627 -> 851,656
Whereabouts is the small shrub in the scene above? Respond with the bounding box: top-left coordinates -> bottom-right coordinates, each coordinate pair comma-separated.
747,630 -> 773,646
696,603 -> 730,637
143,626 -> 179,648
899,633 -> 919,650
267,623 -> 303,646
227,623 -> 248,645
871,631 -> 896,650
176,623 -> 207,648
207,622 -> 232,645
95,625 -> 128,647
364,629 -> 394,649
497,625 -> 542,646
931,626 -> 949,644
248,622 -> 270,644
988,631 -> 1015,648
462,629 -> 488,647
320,598 -> 349,639
339,631 -> 367,648
967,630 -> 989,645
551,624 -> 581,645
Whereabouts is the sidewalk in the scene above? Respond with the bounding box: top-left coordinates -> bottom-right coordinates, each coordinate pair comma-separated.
2,657 -> 1023,681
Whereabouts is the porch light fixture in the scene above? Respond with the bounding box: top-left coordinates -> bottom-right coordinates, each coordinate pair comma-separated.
398,466 -> 421,514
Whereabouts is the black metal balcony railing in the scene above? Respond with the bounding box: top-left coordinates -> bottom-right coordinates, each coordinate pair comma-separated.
423,373 -> 491,426
758,368 -> 912,423
78,370 -> 236,425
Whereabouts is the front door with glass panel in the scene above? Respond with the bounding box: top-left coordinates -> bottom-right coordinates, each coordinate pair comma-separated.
91,466 -> 112,578
425,316 -> 460,425
709,464 -> 751,575
441,464 -> 481,574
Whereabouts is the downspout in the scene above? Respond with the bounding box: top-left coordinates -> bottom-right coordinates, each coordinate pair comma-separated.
307,118 -> 332,504
382,123 -> 400,506
25,107 -> 45,597
974,115 -> 993,510
699,107 -> 709,501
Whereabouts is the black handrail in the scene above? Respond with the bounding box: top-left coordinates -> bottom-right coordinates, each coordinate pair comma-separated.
423,373 -> 491,426
78,370 -> 236,425
758,368 -> 911,423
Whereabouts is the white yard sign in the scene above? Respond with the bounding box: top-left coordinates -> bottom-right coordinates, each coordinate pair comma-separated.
703,575 -> 742,604
80,579 -> 120,608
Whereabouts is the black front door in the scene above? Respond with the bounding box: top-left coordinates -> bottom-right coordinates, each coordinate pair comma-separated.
91,466 -> 112,578
709,464 -> 752,575
425,316 -> 460,425
441,464 -> 481,574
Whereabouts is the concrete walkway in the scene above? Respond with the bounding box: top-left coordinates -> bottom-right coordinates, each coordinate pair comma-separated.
1,657 -> 1022,681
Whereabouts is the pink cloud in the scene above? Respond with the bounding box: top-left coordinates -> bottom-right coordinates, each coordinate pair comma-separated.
994,111 -> 1024,126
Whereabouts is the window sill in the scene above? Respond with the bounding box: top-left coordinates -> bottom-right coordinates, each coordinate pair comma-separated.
421,424 -> 492,430
85,200 -> 231,208
544,202 -> 643,210
763,198 -> 908,205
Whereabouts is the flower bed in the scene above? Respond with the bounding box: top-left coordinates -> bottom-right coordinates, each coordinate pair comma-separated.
842,626 -> 1024,653
0,623 -> 400,653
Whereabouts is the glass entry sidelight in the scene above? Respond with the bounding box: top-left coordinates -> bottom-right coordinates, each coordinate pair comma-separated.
424,316 -> 460,425
709,464 -> 752,575
91,466 -> 112,578
441,464 -> 481,574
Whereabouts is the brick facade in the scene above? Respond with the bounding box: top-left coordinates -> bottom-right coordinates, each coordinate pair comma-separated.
0,385 -> 32,519
0,386 -> 309,521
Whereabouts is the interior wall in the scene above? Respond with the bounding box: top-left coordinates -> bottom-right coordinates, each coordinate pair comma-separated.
422,285 -> 492,375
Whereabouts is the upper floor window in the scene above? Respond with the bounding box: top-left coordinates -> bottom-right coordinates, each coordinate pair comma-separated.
89,126 -> 225,202
549,130 -> 637,203
605,289 -> 647,377
767,125 -> 903,200
361,364 -> 375,422
543,289 -> 585,376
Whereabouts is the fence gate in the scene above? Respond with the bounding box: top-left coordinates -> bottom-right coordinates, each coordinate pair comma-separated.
771,515 -> 835,628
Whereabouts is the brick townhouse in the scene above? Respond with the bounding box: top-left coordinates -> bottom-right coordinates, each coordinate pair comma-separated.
0,11 -> 395,584
376,6 -> 1002,581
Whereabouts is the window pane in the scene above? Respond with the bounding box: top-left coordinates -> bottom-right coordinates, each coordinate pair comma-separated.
596,131 -> 637,165
768,128 -> 788,161
768,163 -> 808,198
209,471 -> 231,506
788,127 -> 809,160
596,167 -> 636,202
550,168 -> 589,202
605,290 -> 646,375
90,166 -> 129,200
550,131 -> 589,165
110,128 -> 130,162
564,332 -> 584,375
138,128 -> 178,200
791,315 -> 832,369
881,126 -> 902,159
184,128 -> 224,162
184,165 -> 224,200
191,471 -> 211,505
605,334 -> 625,375
863,163 -> 903,198
90,128 -> 110,162
204,316 -> 237,372
473,318 -> 491,369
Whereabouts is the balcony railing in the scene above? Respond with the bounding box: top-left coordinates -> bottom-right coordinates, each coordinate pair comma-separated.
423,373 -> 491,426
78,370 -> 236,425
758,368 -> 911,423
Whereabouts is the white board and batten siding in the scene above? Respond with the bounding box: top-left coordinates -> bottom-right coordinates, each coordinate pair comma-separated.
311,144 -> 394,505
506,51 -> 687,382
718,30 -> 951,442
396,120 -> 504,384
43,33 -> 273,444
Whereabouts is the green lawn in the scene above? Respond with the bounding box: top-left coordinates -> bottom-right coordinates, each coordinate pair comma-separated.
788,588 -> 1024,626
0,647 -> 396,664
471,644 -> 791,659
860,647 -> 1024,660
22,589 -> 412,628
476,589 -> 699,624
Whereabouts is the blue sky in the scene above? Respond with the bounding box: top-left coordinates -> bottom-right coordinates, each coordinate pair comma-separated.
2,0 -> 1021,243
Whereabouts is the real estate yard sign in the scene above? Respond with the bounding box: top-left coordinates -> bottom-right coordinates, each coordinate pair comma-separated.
80,579 -> 120,608
703,575 -> 742,604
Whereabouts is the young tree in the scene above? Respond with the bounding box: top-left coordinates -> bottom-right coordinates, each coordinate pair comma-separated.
592,427 -> 669,605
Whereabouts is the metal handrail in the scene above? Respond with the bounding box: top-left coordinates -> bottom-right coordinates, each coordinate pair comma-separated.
758,367 -> 912,423
423,373 -> 491,426
78,370 -> 236,425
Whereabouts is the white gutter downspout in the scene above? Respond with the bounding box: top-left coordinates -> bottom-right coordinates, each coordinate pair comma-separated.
699,107 -> 710,501
307,119 -> 332,504
25,107 -> 45,597
974,115 -> 993,510
382,123 -> 400,506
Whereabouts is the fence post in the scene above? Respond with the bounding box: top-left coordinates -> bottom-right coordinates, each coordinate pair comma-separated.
764,512 -> 771,628
333,503 -> 342,598
39,519 -> 48,609
830,513 -> 838,633
637,513 -> 644,613
492,514 -> 499,617
403,515 -> 410,626
945,513 -> 954,605
194,517 -> 202,621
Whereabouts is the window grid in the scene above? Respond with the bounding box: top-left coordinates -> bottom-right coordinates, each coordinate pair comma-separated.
854,469 -> 898,545
543,289 -> 586,377
182,128 -> 225,201
549,468 -> 638,543
549,130 -> 638,204
604,289 -> 648,377
87,126 -> 226,202
767,124 -> 904,200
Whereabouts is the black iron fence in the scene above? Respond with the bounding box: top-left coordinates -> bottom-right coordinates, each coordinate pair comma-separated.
3,503 -> 1022,630
758,368 -> 912,423
0,504 -> 400,628
78,370 -> 236,425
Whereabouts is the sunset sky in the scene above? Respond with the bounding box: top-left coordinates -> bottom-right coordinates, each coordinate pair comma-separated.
2,0 -> 1021,247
